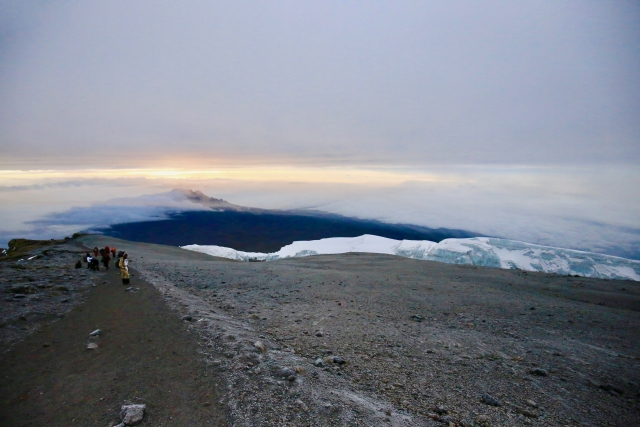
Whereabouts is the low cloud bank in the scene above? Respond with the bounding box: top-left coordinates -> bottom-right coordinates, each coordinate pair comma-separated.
0,166 -> 638,260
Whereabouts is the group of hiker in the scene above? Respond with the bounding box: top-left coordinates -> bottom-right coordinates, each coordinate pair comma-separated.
80,245 -> 130,285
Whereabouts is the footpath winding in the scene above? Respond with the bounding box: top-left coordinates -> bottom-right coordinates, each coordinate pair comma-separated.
0,260 -> 227,426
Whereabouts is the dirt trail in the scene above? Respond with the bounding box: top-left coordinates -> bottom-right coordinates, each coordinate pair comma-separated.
0,261 -> 227,426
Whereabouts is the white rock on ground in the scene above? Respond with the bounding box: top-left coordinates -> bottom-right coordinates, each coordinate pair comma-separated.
120,404 -> 146,426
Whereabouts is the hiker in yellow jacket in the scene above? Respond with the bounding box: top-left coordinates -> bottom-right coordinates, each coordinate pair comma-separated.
119,253 -> 130,285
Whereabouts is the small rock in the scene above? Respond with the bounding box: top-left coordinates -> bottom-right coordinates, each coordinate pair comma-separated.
120,403 -> 146,425
254,340 -> 267,352
530,368 -> 548,377
434,405 -> 447,415
530,307 -> 536,310
481,393 -> 502,407
332,356 -> 346,365
86,342 -> 99,350
280,367 -> 296,378
295,399 -> 308,411
599,384 -> 624,395
287,375 -> 297,382
315,331 -> 324,337
411,314 -> 423,322
475,414 -> 491,426
520,409 -> 537,418
182,315 -> 193,322
525,399 -> 538,408
89,329 -> 101,337
314,358 -> 324,367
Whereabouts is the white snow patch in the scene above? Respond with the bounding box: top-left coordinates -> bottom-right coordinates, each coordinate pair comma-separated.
182,235 -> 640,281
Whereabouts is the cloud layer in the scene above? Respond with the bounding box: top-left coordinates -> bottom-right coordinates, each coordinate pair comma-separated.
1,166 -> 638,259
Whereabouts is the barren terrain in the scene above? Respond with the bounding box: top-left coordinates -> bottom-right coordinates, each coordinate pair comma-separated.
1,235 -> 639,426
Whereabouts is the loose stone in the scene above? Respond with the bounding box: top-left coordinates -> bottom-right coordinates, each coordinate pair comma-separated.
475,414 -> 491,426
120,403 -> 146,426
530,368 -> 549,377
280,367 -> 296,378
434,405 -> 447,414
254,340 -> 267,352
332,356 -> 346,365
481,393 -> 502,407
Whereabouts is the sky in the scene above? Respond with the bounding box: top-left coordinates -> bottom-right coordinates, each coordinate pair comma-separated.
1,1 -> 639,258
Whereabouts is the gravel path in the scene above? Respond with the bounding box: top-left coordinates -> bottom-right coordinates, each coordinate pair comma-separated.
78,235 -> 640,427
0,239 -> 227,426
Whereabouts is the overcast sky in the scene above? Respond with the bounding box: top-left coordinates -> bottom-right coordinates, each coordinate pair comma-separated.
0,1 -> 639,257
1,0 -> 638,167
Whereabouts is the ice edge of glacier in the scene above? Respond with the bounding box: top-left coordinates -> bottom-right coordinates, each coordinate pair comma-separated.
181,235 -> 640,282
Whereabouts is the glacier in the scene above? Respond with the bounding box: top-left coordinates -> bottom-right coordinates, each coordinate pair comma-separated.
182,235 -> 640,281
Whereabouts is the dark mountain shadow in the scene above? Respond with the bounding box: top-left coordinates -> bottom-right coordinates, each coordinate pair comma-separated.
98,210 -> 484,252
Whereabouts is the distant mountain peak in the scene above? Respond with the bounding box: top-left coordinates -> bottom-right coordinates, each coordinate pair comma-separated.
182,189 -> 226,204
176,189 -> 257,212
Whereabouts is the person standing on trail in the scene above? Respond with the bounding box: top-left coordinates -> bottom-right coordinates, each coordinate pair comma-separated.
101,250 -> 111,270
104,246 -> 111,266
86,252 -> 99,271
93,247 -> 99,258
119,252 -> 130,285
110,246 -> 116,259
115,250 -> 123,270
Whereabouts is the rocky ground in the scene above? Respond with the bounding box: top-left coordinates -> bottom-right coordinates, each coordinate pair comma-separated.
1,235 -> 639,426
0,239 -> 94,350
84,235 -> 640,426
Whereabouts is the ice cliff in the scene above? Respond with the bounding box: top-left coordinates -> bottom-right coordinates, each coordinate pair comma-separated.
182,235 -> 640,281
